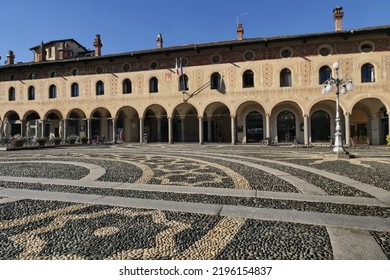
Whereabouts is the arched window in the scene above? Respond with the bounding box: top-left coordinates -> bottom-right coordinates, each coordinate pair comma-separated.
149,77 -> 159,93
49,85 -> 57,99
8,87 -> 16,101
319,66 -> 332,84
211,72 -> 221,90
28,86 -> 35,100
122,79 -> 132,94
71,83 -> 79,97
280,68 -> 292,87
179,74 -> 189,91
243,70 -> 254,88
361,63 -> 375,83
96,81 -> 104,95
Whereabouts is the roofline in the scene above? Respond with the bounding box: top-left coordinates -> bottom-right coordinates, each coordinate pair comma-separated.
2,25 -> 390,69
29,38 -> 89,52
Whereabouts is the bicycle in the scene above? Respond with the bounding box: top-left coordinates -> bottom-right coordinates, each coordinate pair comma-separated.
261,137 -> 279,146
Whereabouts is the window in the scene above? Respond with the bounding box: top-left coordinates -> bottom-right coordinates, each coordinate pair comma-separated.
72,68 -> 80,76
28,86 -> 35,100
179,74 -> 189,91
361,63 -> 375,83
71,83 -> 79,97
149,77 -> 159,93
319,66 -> 332,84
49,85 -> 57,99
8,87 -> 16,101
96,81 -> 104,95
243,70 -> 254,88
211,72 -> 222,90
123,79 -> 132,94
280,48 -> 293,58
280,68 -> 292,87
360,42 -> 375,53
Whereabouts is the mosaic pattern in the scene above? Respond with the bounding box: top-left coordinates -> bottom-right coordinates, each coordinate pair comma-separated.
0,145 -> 389,260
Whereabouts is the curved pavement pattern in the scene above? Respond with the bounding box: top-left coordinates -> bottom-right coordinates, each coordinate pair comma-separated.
0,144 -> 389,260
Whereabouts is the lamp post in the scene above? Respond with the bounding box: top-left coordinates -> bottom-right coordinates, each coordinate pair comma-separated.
321,62 -> 354,153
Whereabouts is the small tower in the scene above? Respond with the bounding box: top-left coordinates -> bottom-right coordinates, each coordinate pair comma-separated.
333,6 -> 344,32
94,34 -> 103,57
237,23 -> 244,40
156,33 -> 163,48
7,50 -> 15,65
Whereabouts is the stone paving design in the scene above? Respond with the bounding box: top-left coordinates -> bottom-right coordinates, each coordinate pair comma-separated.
0,145 -> 389,260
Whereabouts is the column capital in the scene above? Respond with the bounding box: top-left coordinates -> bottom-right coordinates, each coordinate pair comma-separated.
303,114 -> 309,118
344,112 -> 352,116
265,113 -> 271,117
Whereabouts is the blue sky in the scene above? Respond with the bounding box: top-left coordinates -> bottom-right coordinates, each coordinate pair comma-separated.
1,0 -> 390,63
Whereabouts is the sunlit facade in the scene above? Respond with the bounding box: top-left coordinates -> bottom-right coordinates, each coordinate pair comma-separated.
0,9 -> 389,145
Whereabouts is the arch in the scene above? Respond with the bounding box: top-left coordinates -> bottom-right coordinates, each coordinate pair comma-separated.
116,106 -> 139,142
172,103 -> 199,142
243,70 -> 254,88
96,80 -> 105,95
311,110 -> 331,142
179,74 -> 189,91
44,110 -> 63,138
236,101 -> 265,143
8,87 -> 16,101
319,65 -> 332,84
122,79 -> 132,94
71,82 -> 79,97
277,111 -> 296,142
361,63 -> 375,83
28,86 -> 35,100
149,77 -> 159,93
210,72 -> 222,90
144,104 -> 168,142
351,97 -> 388,145
4,111 -> 21,136
203,102 -> 231,143
280,68 -> 292,87
66,109 -> 87,140
91,107 -> 112,141
49,84 -> 57,99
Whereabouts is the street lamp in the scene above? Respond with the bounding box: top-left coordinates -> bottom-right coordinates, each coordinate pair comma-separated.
321,62 -> 354,153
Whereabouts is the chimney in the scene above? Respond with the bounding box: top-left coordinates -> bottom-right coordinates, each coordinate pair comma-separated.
94,34 -> 103,56
7,50 -> 15,65
333,6 -> 344,31
237,23 -> 244,40
156,33 -> 163,48
38,41 -> 46,62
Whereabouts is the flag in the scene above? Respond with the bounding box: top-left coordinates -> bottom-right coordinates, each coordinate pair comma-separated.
175,58 -> 183,76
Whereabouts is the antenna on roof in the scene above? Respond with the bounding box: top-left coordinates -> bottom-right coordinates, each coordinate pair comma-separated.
236,13 -> 248,26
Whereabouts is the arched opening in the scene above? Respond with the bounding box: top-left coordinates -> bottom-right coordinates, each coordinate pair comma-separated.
311,110 -> 331,142
91,108 -> 112,142
277,111 -> 296,142
203,103 -> 231,143
67,109 -> 87,140
144,105 -> 168,142
172,104 -> 199,142
116,106 -> 139,142
246,111 -> 263,142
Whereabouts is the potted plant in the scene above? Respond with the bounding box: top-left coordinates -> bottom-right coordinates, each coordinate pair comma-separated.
80,136 -> 88,144
67,135 -> 78,144
11,137 -> 26,147
386,134 -> 390,146
36,137 -> 47,146
51,137 -> 62,145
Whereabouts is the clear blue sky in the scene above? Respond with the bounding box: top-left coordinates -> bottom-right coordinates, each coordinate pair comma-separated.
1,0 -> 389,63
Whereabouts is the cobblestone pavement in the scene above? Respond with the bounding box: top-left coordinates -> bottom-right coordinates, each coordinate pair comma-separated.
0,144 -> 389,260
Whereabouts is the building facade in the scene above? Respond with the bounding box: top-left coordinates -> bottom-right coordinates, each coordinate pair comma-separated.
0,8 -> 389,145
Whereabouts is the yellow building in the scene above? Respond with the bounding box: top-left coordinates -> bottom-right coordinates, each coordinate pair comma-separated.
0,7 -> 389,145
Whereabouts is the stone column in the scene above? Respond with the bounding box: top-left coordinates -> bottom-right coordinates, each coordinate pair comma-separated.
207,117 -> 212,142
304,114 -> 309,146
180,117 -> 185,142
198,116 -> 204,145
168,117 -> 173,144
87,118 -> 91,142
231,115 -> 236,145
112,118 -> 117,143
139,118 -> 144,143
265,114 -> 271,138
345,112 -> 351,146
157,117 -> 162,142
63,119 -> 67,140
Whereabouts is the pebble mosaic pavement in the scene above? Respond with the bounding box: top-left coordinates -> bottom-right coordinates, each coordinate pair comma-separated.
0,144 -> 389,260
